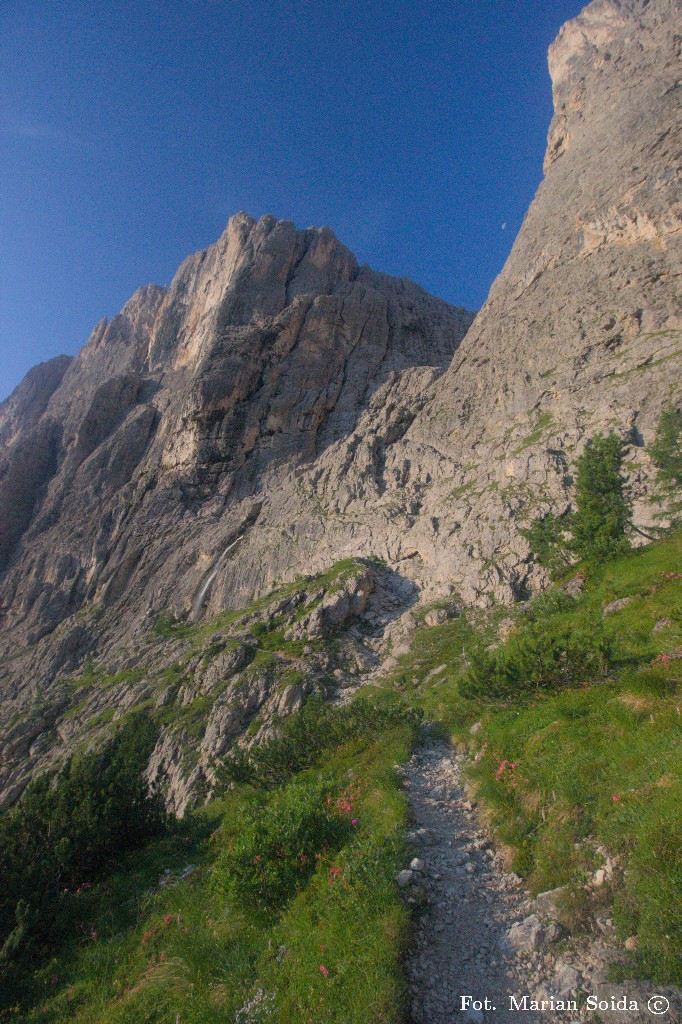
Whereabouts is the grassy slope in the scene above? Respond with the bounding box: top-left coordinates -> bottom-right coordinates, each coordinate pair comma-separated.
4,539 -> 681,1022
61,558 -> 371,769
379,534 -> 682,984
4,717 -> 414,1023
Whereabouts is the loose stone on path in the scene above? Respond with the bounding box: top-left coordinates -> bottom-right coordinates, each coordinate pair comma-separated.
403,740 -> 565,1024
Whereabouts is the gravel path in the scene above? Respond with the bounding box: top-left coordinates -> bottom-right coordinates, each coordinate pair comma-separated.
403,740 -> 565,1024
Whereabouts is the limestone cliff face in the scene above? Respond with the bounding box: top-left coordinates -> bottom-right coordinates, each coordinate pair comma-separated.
0,355 -> 73,573
0,0 -> 680,809
268,0 -> 681,604
0,215 -> 472,749
397,0 -> 682,597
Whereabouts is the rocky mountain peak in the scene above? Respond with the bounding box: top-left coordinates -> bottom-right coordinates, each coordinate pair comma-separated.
0,355 -> 72,451
547,0 -> 629,95
0,212 -> 474,656
148,213 -> 359,371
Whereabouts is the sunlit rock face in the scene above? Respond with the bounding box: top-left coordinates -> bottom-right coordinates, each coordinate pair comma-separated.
0,0 -> 679,811
309,0 -> 681,604
0,213 -> 472,674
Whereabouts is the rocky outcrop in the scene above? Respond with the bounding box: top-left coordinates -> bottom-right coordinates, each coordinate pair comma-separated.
0,354 -> 71,450
285,566 -> 374,638
0,418 -> 62,572
0,557 -> 398,813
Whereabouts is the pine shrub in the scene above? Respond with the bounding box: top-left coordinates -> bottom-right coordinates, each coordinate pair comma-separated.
461,619 -> 612,700
0,713 -> 165,970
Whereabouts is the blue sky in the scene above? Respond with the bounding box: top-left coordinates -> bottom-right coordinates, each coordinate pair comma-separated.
0,0 -> 585,401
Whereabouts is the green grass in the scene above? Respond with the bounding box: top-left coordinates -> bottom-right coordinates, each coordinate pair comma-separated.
262,733 -> 411,1024
375,604 -> 498,732
613,346 -> 682,379
152,557 -> 368,652
382,534 -> 682,984
512,410 -> 554,454
4,542 -> 681,1021
443,480 -> 477,502
2,698 -> 415,1024
468,673 -> 681,981
55,557 -> 373,785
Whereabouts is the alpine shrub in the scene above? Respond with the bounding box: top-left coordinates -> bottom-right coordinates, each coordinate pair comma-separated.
650,405 -> 682,524
461,620 -> 612,700
218,696 -> 421,789
520,512 -> 572,578
522,432 -> 632,571
0,713 -> 165,970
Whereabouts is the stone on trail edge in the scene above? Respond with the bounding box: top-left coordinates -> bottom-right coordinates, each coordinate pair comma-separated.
404,741 -> 575,1024
402,741 -> 682,1024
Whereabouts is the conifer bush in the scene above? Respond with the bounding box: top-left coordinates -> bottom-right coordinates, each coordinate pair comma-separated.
0,713 -> 165,972
520,512 -> 572,578
650,404 -> 682,524
570,432 -> 631,561
523,431 -> 632,572
218,695 -> 421,788
461,619 -> 612,700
